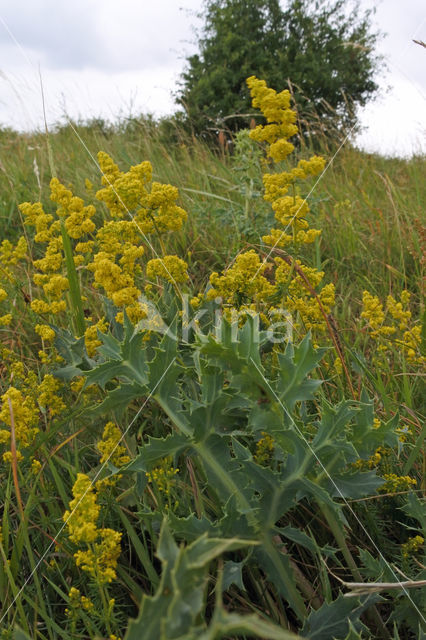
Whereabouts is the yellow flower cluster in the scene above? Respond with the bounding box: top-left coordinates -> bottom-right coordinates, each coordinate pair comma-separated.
74,528 -> 122,584
378,473 -> 417,493
50,178 -> 96,239
146,456 -> 179,495
352,448 -> 383,471
274,258 -> 335,332
146,255 -> 189,284
65,587 -> 94,617
247,76 -> 325,249
361,290 -> 424,363
246,76 -> 298,161
0,387 -> 39,461
0,236 -> 27,267
37,374 -> 66,417
401,535 -> 424,559
63,473 -> 122,584
97,422 -> 130,467
0,236 -> 28,325
18,150 -> 188,330
84,317 -> 109,357
35,324 -> 56,342
20,188 -> 69,316
88,152 -> 188,319
3,357 -> 65,422
96,151 -> 187,233
254,431 -> 274,465
31,458 -> 42,474
207,250 -> 275,304
96,152 -> 152,219
63,474 -> 100,543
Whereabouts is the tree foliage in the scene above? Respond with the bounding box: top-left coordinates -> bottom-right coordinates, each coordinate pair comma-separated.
176,0 -> 382,138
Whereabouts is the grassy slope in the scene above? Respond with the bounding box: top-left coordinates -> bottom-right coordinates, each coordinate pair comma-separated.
0,118 -> 424,410
0,118 -> 424,638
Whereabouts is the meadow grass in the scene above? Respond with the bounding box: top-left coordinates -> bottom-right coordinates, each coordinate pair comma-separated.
0,107 -> 424,639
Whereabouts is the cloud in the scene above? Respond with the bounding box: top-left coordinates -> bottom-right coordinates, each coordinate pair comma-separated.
0,0 -> 103,69
0,0 -> 200,72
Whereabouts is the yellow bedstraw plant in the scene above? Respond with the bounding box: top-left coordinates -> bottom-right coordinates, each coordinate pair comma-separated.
18,151 -> 189,350
0,356 -> 65,465
63,473 -> 122,633
361,289 -> 424,365
0,236 -> 27,326
201,77 -> 335,339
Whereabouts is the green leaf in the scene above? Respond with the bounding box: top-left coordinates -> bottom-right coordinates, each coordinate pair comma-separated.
301,593 -> 381,639
126,433 -> 190,472
254,538 -> 307,620
222,559 -> 246,592
312,401 -> 356,450
124,520 -> 256,640
90,381 -> 146,416
53,326 -> 92,378
85,327 -> 149,388
197,608 -> 301,640
400,492 -> 426,534
358,548 -> 395,582
277,525 -> 336,558
343,621 -> 365,640
275,335 -> 325,409
324,470 -> 384,499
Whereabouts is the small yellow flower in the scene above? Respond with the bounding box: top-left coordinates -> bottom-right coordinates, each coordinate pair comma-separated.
35,324 -> 56,342
254,432 -> 274,465
37,374 -> 65,416
84,317 -> 109,357
146,255 -> 189,284
334,357 -> 343,376
3,450 -> 24,464
401,535 -> 424,559
146,456 -> 179,495
97,421 -> 130,467
31,459 -> 42,475
0,314 -> 12,326
63,474 -> 100,544
379,474 -> 417,493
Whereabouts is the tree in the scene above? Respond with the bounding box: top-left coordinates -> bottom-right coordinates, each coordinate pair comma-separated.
176,0 -> 382,140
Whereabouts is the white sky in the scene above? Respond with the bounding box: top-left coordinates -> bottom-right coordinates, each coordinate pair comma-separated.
0,0 -> 425,157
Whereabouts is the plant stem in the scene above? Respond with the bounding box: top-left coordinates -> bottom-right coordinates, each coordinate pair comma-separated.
60,218 -> 86,337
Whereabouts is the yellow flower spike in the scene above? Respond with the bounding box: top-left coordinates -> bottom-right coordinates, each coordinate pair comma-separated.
31,459 -> 42,475
334,357 -> 343,376
378,474 -> 417,493
97,421 -> 130,467
146,255 -> 189,284
35,324 -> 56,341
207,250 -> 275,304
245,76 -> 325,264
37,374 -> 66,417
74,528 -> 122,584
401,535 -> 424,559
63,473 -> 100,544
361,291 -> 385,330
254,432 -> 274,465
84,317 -> 109,357
0,387 -> 39,449
146,456 -> 179,495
